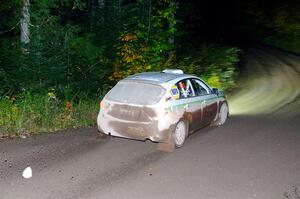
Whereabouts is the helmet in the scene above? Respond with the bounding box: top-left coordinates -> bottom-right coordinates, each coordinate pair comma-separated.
178,81 -> 186,90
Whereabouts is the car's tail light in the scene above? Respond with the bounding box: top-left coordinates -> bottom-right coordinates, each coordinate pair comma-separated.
100,100 -> 105,109
100,100 -> 110,110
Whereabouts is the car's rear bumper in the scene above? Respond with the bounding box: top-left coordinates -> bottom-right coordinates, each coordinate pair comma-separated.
97,110 -> 172,143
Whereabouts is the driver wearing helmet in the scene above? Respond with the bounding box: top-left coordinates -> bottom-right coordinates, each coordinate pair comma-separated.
178,81 -> 188,98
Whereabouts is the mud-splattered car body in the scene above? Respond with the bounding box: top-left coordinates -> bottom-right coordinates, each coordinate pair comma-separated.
97,70 -> 228,149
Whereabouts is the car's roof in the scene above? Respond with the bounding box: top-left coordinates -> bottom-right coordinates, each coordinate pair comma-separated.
123,72 -> 195,84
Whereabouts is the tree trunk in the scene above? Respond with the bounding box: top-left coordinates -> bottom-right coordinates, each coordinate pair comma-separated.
168,2 -> 175,45
98,0 -> 104,8
168,1 -> 176,58
98,0 -> 105,24
147,0 -> 152,41
20,0 -> 30,44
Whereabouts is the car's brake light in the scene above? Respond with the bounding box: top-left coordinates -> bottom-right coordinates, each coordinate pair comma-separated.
100,100 -> 105,109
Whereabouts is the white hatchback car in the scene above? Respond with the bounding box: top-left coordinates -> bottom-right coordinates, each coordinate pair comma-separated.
97,69 -> 228,151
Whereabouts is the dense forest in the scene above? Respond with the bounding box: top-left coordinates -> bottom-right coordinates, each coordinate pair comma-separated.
0,0 -> 299,136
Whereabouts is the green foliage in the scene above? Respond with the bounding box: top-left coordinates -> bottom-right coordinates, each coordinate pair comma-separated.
0,92 -> 99,136
0,0 -> 21,32
177,45 -> 240,90
19,13 -> 103,96
0,37 -> 22,95
111,0 -> 178,81
239,0 -> 300,54
263,3 -> 300,53
0,0 -> 102,96
1,0 -> 180,95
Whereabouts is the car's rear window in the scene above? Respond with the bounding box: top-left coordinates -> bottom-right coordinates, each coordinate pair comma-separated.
106,81 -> 166,105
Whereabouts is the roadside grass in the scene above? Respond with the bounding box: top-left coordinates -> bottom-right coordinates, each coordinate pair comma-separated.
0,92 -> 99,137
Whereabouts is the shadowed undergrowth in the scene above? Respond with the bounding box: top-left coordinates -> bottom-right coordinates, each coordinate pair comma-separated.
0,92 -> 99,137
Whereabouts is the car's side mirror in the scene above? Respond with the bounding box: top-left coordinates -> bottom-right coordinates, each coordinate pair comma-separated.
211,88 -> 219,95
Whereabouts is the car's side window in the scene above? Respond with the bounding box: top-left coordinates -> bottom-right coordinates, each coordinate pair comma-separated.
191,79 -> 211,96
171,79 -> 195,99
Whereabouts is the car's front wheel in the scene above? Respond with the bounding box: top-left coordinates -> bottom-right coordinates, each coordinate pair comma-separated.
212,102 -> 229,126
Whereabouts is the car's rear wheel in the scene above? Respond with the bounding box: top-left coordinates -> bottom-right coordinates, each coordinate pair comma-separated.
174,121 -> 187,147
211,103 -> 228,126
157,120 -> 187,152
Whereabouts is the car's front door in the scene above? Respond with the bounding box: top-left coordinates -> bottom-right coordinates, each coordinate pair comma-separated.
191,79 -> 218,126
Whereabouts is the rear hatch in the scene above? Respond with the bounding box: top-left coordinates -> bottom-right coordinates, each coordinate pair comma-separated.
104,81 -> 166,122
